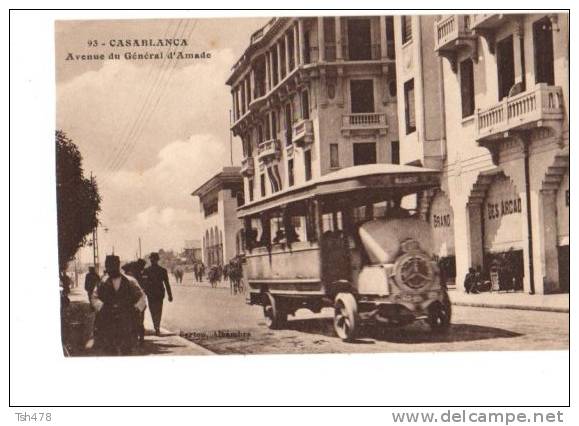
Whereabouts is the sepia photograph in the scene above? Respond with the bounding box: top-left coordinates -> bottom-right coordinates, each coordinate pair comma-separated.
53,12 -> 569,359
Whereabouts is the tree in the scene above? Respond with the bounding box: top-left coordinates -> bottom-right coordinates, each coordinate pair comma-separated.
56,130 -> 101,271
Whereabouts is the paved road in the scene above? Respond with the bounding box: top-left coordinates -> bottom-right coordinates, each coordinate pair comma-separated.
159,273 -> 569,355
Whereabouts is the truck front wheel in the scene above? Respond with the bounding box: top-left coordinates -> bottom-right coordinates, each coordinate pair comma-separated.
334,293 -> 359,342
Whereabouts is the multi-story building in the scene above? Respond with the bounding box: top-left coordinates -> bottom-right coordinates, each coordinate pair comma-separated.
191,167 -> 245,266
226,16 -> 399,204
422,12 -> 568,294
392,15 -> 456,285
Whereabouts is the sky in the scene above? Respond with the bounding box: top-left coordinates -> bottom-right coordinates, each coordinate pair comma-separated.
55,17 -> 269,263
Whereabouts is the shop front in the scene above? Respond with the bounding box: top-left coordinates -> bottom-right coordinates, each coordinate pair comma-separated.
429,191 -> 456,286
483,176 -> 525,292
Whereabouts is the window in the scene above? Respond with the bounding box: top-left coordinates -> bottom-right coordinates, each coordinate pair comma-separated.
460,58 -> 475,118
257,125 -> 264,143
301,90 -> 310,120
285,103 -> 292,146
533,17 -> 555,86
330,143 -> 339,168
304,149 -> 312,181
385,16 -> 395,59
496,35 -> 515,101
401,16 -> 412,44
347,18 -> 372,60
236,190 -> 244,207
350,79 -> 375,113
271,110 -> 277,138
248,178 -> 254,202
204,200 -> 218,217
391,140 -> 400,164
267,166 -> 282,193
404,79 -> 416,134
288,159 -> 295,187
324,18 -> 336,61
260,173 -> 266,197
353,142 -> 377,165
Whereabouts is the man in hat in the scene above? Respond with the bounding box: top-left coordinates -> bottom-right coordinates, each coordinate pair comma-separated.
84,266 -> 100,301
122,259 -> 148,343
142,252 -> 173,336
91,255 -> 147,355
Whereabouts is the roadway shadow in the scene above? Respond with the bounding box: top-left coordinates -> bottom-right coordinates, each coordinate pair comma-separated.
283,316 -> 522,344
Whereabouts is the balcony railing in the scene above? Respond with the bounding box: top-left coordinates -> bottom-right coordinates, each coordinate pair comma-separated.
292,118 -> 314,147
341,113 -> 387,134
257,138 -> 281,162
240,157 -> 255,177
475,84 -> 564,142
434,15 -> 477,72
434,15 -> 474,51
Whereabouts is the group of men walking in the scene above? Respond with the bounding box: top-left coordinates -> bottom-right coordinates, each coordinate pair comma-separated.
84,252 -> 173,355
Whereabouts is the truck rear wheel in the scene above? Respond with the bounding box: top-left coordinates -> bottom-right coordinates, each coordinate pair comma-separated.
334,293 -> 359,342
263,292 -> 287,330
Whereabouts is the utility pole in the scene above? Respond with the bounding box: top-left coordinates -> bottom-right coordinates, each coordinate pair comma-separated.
138,237 -> 142,259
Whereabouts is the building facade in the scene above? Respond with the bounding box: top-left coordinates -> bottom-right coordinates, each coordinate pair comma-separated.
227,16 -> 399,203
395,12 -> 568,294
227,13 -> 569,295
191,167 -> 244,266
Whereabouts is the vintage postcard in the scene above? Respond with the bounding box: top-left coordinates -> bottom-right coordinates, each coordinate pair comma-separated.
55,13 -> 569,358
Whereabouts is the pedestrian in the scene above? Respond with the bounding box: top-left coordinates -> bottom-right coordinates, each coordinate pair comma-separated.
464,267 -> 479,294
122,259 -> 148,344
142,252 -> 173,336
84,266 -> 100,301
91,255 -> 147,355
193,262 -> 200,282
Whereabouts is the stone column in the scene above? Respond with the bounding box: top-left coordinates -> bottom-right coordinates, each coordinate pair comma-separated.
529,189 -> 560,294
245,76 -> 251,110
276,41 -> 283,82
466,202 -> 484,273
298,19 -> 305,64
250,67 -> 256,99
513,18 -> 525,86
293,23 -> 300,66
317,17 -> 325,62
379,16 -> 388,59
284,32 -> 291,72
335,16 -> 343,60
264,52 -> 270,92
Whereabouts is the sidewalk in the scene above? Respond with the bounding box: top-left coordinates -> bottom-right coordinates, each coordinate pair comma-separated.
61,286 -> 213,356
448,289 -> 569,313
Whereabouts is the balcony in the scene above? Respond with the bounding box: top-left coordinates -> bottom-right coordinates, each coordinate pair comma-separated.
341,113 -> 387,136
434,15 -> 477,72
292,119 -> 314,147
468,14 -> 515,54
257,138 -> 281,163
475,84 -> 564,160
240,157 -> 255,177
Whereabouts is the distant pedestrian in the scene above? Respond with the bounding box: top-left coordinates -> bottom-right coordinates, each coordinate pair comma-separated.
142,252 -> 173,336
84,266 -> 100,301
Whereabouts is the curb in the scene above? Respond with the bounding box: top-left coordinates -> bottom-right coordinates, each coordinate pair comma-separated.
451,301 -> 569,313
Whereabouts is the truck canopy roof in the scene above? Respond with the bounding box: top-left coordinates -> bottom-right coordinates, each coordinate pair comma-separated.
237,164 -> 440,218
